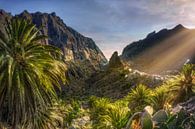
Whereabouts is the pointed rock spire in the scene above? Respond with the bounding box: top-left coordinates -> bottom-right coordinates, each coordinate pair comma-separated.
109,51 -> 123,68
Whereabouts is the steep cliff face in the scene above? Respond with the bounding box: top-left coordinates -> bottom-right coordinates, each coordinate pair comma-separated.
121,25 -> 195,74
0,10 -> 107,69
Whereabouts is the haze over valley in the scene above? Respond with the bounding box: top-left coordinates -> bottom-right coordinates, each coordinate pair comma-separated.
0,1 -> 194,129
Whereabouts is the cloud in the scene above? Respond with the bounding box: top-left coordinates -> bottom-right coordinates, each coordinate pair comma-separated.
82,0 -> 195,58
131,0 -> 195,25
1,0 -> 195,58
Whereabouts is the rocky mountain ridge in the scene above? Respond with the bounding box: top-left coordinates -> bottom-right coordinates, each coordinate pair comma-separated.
121,24 -> 195,74
0,9 -> 107,69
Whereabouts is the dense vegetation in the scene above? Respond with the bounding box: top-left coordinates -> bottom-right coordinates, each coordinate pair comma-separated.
0,18 -> 194,129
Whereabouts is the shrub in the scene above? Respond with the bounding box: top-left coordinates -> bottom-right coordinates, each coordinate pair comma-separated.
151,86 -> 171,111
126,84 -> 152,112
63,100 -> 82,126
166,64 -> 195,104
94,103 -> 131,129
90,97 -> 131,129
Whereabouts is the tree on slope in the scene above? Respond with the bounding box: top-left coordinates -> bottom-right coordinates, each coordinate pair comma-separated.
0,18 -> 66,128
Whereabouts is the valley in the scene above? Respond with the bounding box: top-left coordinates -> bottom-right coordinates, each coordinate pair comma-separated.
0,9 -> 194,129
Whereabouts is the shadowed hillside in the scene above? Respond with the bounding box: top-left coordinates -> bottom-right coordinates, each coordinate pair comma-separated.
121,24 -> 195,74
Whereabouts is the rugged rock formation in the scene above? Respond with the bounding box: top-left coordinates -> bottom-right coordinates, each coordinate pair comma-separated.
0,9 -> 107,69
121,24 -> 195,74
108,51 -> 123,68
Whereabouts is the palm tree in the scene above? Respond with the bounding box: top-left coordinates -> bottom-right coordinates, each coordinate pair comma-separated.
0,18 -> 66,128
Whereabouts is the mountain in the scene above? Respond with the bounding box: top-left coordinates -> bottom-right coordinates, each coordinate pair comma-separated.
0,9 -> 107,69
121,24 -> 195,74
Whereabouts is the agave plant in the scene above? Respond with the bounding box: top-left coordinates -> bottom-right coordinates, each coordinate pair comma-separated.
151,86 -> 171,111
167,64 -> 195,104
0,18 -> 66,128
92,100 -> 131,129
90,97 -> 111,120
127,84 -> 152,112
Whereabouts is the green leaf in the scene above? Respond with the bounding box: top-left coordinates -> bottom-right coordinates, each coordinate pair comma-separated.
141,112 -> 153,129
152,110 -> 168,123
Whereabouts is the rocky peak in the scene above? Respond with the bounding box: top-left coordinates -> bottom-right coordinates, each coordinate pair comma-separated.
174,24 -> 186,31
109,51 -> 123,68
17,10 -> 32,20
51,12 -> 56,16
146,31 -> 156,38
21,10 -> 29,15
0,9 -> 11,19
0,9 -> 9,16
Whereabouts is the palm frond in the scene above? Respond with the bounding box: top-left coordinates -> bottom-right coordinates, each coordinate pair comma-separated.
0,17 -> 66,128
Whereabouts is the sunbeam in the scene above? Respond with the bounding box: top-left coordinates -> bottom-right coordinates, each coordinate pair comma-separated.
132,27 -> 195,74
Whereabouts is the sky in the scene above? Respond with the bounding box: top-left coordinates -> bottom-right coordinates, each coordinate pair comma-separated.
0,0 -> 195,59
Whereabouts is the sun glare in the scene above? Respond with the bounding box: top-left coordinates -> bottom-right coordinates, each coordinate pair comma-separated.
133,29 -> 195,74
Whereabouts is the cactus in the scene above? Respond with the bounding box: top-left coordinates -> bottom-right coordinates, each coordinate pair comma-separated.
125,106 -> 177,129
152,110 -> 168,123
141,112 -> 153,129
